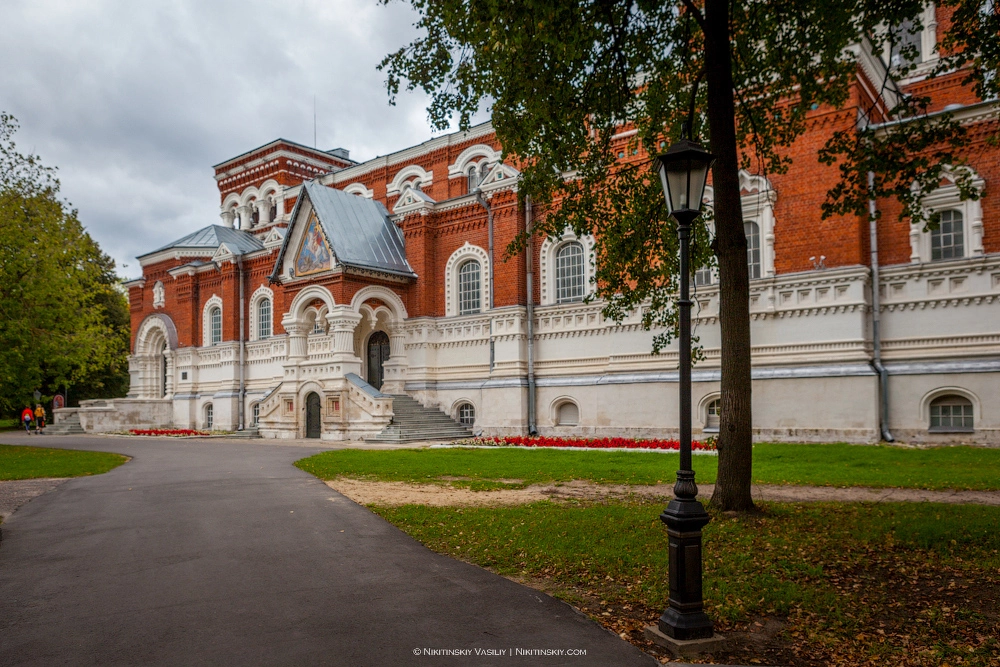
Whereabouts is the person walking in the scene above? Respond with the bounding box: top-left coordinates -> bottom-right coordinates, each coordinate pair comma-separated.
34,404 -> 46,435
21,406 -> 34,435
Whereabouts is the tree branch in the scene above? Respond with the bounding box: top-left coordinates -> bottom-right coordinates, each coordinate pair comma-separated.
680,0 -> 706,31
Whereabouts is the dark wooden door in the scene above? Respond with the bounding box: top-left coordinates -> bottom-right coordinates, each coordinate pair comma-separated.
367,331 -> 390,390
305,392 -> 321,438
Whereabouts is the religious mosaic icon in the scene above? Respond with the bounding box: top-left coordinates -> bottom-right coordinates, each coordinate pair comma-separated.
295,213 -> 332,276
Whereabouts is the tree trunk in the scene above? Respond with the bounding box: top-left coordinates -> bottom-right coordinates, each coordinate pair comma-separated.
703,0 -> 755,512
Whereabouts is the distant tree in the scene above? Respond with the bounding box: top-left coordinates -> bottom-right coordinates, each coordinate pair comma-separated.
380,0 -> 998,511
0,113 -> 130,414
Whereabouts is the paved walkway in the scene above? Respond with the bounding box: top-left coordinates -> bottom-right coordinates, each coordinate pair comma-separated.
0,434 -> 655,666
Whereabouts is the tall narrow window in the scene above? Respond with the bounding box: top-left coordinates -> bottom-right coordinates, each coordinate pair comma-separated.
694,266 -> 714,287
467,165 -> 480,192
458,260 -> 482,315
251,403 -> 260,427
480,162 -> 490,184
555,242 -> 586,303
312,316 -> 325,334
210,307 -> 222,345
745,221 -> 761,279
890,18 -> 923,67
458,403 -> 475,427
930,395 -> 974,432
257,298 -> 272,340
205,404 -> 214,430
931,210 -> 964,260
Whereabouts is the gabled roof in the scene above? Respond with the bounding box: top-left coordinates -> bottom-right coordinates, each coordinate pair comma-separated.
271,181 -> 415,280
139,225 -> 264,259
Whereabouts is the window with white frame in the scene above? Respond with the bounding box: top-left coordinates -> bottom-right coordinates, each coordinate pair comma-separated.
929,395 -> 974,432
251,403 -> 260,427
745,221 -> 761,279
889,17 -> 923,67
458,402 -> 475,426
205,404 -> 214,430
458,260 -> 482,315
911,167 -> 985,263
210,307 -> 222,345
257,298 -> 272,339
467,165 -> 480,191
931,210 -> 964,260
555,242 -> 586,303
312,315 -> 325,334
694,266 -> 714,287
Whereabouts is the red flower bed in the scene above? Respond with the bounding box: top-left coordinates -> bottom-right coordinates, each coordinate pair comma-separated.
467,435 -> 715,451
128,429 -> 208,437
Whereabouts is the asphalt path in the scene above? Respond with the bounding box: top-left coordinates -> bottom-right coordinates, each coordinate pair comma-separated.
0,434 -> 655,666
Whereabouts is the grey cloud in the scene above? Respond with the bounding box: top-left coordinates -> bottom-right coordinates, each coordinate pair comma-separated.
0,0 -> 456,278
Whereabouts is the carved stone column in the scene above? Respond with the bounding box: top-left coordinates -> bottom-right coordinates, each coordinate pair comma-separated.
909,225 -> 921,263
256,199 -> 272,226
220,209 -> 236,228
236,204 -> 253,230
326,307 -> 363,377
164,350 -> 175,398
381,330 -> 409,394
283,318 -> 309,362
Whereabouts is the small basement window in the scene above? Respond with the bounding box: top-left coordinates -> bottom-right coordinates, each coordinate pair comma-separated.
929,395 -> 974,432
458,403 -> 475,427
556,401 -> 579,426
705,399 -> 721,431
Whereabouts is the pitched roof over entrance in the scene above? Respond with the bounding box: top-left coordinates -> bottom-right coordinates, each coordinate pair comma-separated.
139,225 -> 264,259
272,180 -> 415,280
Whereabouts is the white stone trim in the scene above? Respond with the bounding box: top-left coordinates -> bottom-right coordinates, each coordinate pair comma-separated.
248,285 -> 274,342
702,170 -> 777,279
202,295 -> 224,347
698,392 -> 722,430
342,182 -> 374,198
448,144 -> 501,178
386,164 -> 433,197
539,230 -> 596,305
449,398 -> 478,424
445,242 -> 491,316
911,166 -> 986,263
152,281 -> 165,309
286,284 -> 336,323
350,285 -> 409,321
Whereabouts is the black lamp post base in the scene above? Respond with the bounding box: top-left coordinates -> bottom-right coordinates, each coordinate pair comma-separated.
659,492 -> 714,640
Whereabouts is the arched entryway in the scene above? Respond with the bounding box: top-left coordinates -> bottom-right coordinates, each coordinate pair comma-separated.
305,392 -> 322,438
366,331 -> 390,390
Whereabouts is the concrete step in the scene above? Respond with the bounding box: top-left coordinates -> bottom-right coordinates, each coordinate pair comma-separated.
366,395 -> 473,443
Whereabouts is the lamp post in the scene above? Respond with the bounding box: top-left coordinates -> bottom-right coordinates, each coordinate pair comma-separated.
655,138 -> 716,641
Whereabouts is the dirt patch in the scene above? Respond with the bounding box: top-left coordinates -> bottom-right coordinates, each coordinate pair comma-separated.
0,478 -> 68,522
325,478 -> 1000,507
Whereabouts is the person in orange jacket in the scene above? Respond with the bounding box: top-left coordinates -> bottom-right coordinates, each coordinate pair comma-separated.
21,406 -> 34,434
34,404 -> 46,434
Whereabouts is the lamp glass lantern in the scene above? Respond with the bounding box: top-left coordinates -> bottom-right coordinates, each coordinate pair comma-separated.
655,139 -> 715,216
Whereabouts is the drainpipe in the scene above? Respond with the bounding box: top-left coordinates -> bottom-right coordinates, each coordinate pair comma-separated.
473,189 -> 495,373
868,171 -> 894,443
525,196 -> 537,435
237,255 -> 246,432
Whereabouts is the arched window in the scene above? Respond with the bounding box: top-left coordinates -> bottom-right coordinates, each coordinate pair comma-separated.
556,401 -> 579,426
480,162 -> 490,184
705,399 -> 721,431
745,221 -> 761,279
251,403 -> 260,427
555,242 -> 586,303
458,260 -> 482,315
268,197 -> 277,221
931,210 -> 964,261
467,165 -> 480,192
205,404 -> 214,430
210,307 -> 222,345
929,395 -> 974,432
458,403 -> 476,427
312,316 -> 325,334
257,298 -> 272,340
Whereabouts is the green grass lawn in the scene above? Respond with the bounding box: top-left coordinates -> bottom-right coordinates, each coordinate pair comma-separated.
373,500 -> 1000,666
296,443 -> 1000,491
0,444 -> 127,480
0,418 -> 20,431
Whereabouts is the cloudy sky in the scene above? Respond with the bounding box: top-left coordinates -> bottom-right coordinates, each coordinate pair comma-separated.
1,0 -> 463,279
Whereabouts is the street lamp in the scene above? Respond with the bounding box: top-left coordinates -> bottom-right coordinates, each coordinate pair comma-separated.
654,138 -> 715,641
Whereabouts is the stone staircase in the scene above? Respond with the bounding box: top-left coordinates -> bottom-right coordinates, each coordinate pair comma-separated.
366,395 -> 473,444
46,411 -> 85,435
